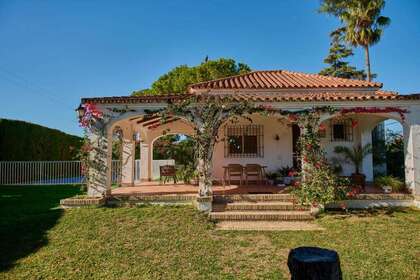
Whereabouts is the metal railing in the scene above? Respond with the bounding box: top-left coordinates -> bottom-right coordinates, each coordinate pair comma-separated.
0,159 -> 174,185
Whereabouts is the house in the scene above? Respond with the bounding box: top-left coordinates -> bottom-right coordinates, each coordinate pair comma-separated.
79,70 -> 420,210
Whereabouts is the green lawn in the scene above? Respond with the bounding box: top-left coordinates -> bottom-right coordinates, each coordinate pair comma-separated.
0,185 -> 419,280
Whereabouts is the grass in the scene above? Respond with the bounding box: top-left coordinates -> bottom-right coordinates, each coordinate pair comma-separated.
0,185 -> 419,280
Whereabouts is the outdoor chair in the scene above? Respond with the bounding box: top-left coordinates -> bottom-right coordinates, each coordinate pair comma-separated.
223,164 -> 244,186
159,165 -> 177,184
244,164 -> 267,185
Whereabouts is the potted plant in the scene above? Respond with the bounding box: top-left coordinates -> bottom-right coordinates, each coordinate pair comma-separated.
374,175 -> 405,193
334,144 -> 372,187
278,166 -> 298,185
265,172 -> 279,185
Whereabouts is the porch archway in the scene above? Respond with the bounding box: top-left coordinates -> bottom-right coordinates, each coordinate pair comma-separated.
150,133 -> 196,182
319,112 -> 407,191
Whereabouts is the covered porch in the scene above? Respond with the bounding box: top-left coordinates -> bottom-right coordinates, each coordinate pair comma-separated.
79,71 -> 420,210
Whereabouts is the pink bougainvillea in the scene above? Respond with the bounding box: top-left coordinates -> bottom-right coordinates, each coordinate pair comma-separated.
351,119 -> 358,128
340,107 -> 408,122
79,102 -> 103,129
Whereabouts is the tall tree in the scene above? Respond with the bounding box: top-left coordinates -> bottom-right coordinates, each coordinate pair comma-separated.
133,58 -> 251,95
319,27 -> 366,79
320,0 -> 390,81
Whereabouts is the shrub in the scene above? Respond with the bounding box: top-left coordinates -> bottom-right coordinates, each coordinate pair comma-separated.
176,165 -> 198,184
374,176 -> 406,192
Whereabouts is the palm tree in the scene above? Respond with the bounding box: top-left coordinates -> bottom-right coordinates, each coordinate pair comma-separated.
340,0 -> 391,81
334,144 -> 372,174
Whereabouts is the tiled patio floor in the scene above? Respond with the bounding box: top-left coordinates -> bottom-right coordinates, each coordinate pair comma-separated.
112,181 -> 288,196
111,181 -> 394,196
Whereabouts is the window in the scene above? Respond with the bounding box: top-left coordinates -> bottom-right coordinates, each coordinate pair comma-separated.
224,125 -> 263,157
331,119 -> 353,141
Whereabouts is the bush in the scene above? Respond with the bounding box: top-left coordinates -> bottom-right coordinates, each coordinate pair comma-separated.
0,118 -> 82,161
374,176 -> 406,192
176,165 -> 198,184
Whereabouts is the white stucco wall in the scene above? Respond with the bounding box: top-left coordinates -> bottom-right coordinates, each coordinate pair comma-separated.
211,114 -> 294,180
211,114 -> 387,181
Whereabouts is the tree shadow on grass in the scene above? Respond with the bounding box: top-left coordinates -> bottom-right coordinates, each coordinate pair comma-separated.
324,207 -> 409,220
0,185 -> 82,272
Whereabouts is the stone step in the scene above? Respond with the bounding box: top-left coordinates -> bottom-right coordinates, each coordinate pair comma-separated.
215,221 -> 324,231
212,201 -> 309,212
213,193 -> 294,203
209,211 -> 314,221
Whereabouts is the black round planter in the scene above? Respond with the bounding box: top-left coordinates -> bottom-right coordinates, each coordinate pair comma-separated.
287,247 -> 342,280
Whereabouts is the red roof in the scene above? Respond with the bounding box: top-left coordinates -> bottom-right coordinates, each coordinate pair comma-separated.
81,91 -> 420,104
199,90 -> 398,102
80,70 -> 420,105
189,70 -> 382,90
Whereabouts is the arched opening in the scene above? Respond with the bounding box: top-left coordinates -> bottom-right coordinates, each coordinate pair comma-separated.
372,119 -> 405,180
151,133 -> 197,184
319,112 -> 407,193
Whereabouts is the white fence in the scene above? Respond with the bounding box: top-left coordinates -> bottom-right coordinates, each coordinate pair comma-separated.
133,159 -> 176,180
0,159 -> 174,185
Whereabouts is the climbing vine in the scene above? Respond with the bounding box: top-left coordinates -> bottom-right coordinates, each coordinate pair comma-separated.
158,95 -> 265,197
289,109 -> 347,207
77,97 -> 409,202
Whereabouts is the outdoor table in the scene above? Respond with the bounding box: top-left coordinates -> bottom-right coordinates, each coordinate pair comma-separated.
287,247 -> 342,280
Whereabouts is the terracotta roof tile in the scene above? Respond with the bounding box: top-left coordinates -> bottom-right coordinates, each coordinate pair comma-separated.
81,91 -> 420,105
189,70 -> 382,90
203,90 -> 398,102
81,94 -> 191,104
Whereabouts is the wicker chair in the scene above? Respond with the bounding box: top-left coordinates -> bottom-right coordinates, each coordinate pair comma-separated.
224,164 -> 244,186
244,164 -> 266,185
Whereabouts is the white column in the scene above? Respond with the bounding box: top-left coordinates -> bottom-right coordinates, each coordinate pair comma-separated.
405,123 -> 420,198
87,129 -> 112,197
121,137 -> 135,186
404,109 -> 420,207
140,143 -> 151,181
361,125 -> 374,182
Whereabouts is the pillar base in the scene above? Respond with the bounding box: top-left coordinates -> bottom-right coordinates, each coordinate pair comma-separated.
87,185 -> 111,198
195,196 -> 213,212
414,196 -> 420,209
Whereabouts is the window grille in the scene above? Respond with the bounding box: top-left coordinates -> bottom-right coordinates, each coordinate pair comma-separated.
224,125 -> 264,158
331,119 -> 353,142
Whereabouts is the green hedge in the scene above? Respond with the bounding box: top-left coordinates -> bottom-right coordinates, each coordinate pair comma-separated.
0,119 -> 82,161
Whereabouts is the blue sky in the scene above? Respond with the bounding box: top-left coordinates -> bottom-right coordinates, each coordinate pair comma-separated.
0,0 -> 419,136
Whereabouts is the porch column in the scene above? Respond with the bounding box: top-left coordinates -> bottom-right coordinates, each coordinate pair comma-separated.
121,136 -> 135,186
87,129 -> 112,197
404,122 -> 420,204
360,125 -> 374,182
139,143 -> 151,181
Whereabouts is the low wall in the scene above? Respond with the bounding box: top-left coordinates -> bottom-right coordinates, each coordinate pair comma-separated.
327,193 -> 415,209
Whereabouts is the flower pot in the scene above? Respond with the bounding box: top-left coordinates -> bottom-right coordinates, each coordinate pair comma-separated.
283,176 -> 294,185
351,173 -> 366,187
382,185 -> 392,194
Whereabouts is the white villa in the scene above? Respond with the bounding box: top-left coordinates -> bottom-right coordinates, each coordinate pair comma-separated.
79,70 -> 420,211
